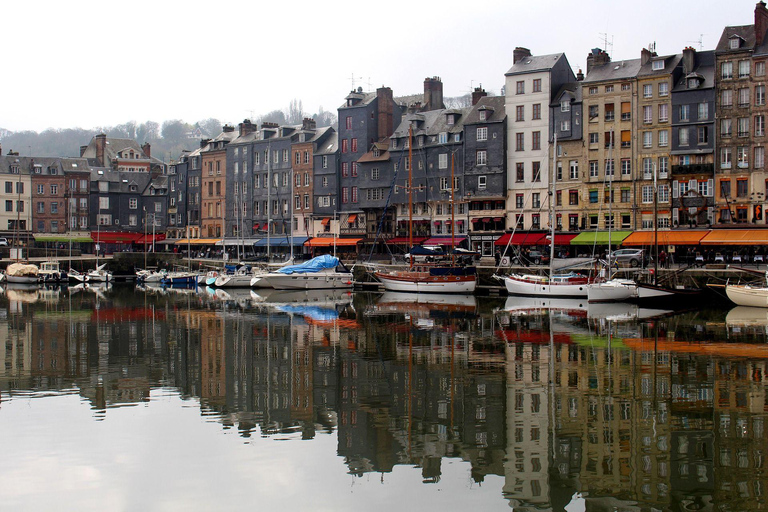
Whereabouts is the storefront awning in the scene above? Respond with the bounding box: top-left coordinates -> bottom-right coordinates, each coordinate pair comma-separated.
347,214 -> 358,224
386,237 -> 428,245
34,234 -> 94,243
306,237 -> 362,247
569,230 -> 632,246
700,229 -> 768,245
216,237 -> 262,246
321,218 -> 331,226
175,238 -> 222,245
135,233 -> 167,245
621,230 -> 709,246
423,236 -> 467,246
494,232 -> 546,246
254,236 -> 309,247
91,231 -> 142,243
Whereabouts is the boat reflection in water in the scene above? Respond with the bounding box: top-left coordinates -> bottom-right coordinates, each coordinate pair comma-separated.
2,287 -> 768,512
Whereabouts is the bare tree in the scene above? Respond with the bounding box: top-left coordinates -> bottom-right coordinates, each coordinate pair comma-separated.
287,98 -> 304,124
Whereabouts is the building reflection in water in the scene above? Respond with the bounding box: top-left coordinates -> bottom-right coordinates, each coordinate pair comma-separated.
2,285 -> 768,510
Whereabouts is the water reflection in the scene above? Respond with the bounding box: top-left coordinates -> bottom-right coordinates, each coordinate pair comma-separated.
1,284 -> 767,510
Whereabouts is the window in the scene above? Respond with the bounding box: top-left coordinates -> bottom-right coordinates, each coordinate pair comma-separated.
605,159 -> 615,176
342,187 -> 348,203
341,162 -> 349,177
642,185 -> 654,203
739,87 -> 750,107
589,190 -> 598,203
345,116 -> 352,129
658,130 -> 669,147
738,146 -> 749,168
643,131 -> 653,148
698,126 -> 709,144
659,82 -> 669,96
478,176 -> 487,189
643,158 -> 653,178
722,89 -> 733,107
516,163 -> 524,182
721,180 -> 732,198
621,189 -> 631,203
561,100 -> 570,112
351,186 -> 358,203
605,103 -> 614,121
698,102 -> 708,120
439,154 -> 448,169
371,168 -> 379,180
643,105 -> 652,124
438,132 -> 448,144
37,202 -> 44,213
589,133 -> 599,144
129,198 -> 138,209
516,81 -> 524,94
722,61 -> 733,79
658,185 -> 669,203
569,160 -> 579,180
659,156 -> 669,176
282,149 -> 289,162
643,84 -> 653,98
589,86 -> 598,95
739,60 -> 750,78
589,105 -> 598,119
679,127 -> 689,146
659,104 -> 668,122
756,147 -> 765,168
722,119 -> 733,137
569,190 -> 579,205
533,79 -> 541,92
341,139 -> 348,153
757,85 -> 766,106
589,161 -> 598,178
524,162 -> 539,183
757,115 -> 765,137
532,103 -> 541,120
738,179 -> 749,197
322,156 -> 328,168
738,117 -> 749,137
652,60 -> 664,71
561,120 -> 570,131
532,131 -> 541,150
476,150 -> 487,166
322,176 -> 328,187
295,151 -> 300,165
516,194 -> 524,208
532,193 -> 540,208
621,159 -> 631,176
515,133 -> 524,151
351,162 -> 358,177
476,127 -> 487,141
515,105 -> 524,121
722,147 -> 732,169
36,184 -> 44,195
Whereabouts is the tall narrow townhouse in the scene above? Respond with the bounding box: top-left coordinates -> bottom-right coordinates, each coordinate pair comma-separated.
336,86 -> 402,242
636,49 -> 683,233
291,118 -> 322,238
670,48 -> 716,229
186,145 -> 203,239
250,123 -> 297,239
0,153 -> 33,243
464,92 -> 507,256
225,120 -> 258,242
715,1 -> 768,225
312,131 -> 339,235
201,126 -> 236,238
550,75 -> 584,237
505,48 -> 575,232
581,50 -> 641,233
389,106 -> 469,245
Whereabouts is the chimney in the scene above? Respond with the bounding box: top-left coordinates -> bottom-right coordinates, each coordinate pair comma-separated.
471,86 -> 488,105
222,125 -> 235,133
576,69 -> 584,81
95,133 -> 107,166
79,145 -> 87,157
376,86 -> 395,139
239,119 -> 256,137
757,1 -> 768,46
141,143 -> 151,159
200,138 -> 210,149
586,48 -> 611,73
302,118 -> 316,131
682,46 -> 697,73
513,47 -> 532,64
640,47 -> 657,66
423,76 -> 445,111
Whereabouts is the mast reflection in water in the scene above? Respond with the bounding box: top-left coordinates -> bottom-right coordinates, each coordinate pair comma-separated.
0,284 -> 767,511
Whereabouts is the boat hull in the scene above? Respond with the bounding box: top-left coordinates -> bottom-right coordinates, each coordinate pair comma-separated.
375,271 -> 476,293
214,275 -> 253,288
587,279 -> 638,302
726,285 -> 768,308
502,274 -> 590,298
6,275 -> 39,284
261,272 -> 354,290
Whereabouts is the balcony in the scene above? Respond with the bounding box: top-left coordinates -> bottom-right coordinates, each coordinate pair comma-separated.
671,163 -> 714,175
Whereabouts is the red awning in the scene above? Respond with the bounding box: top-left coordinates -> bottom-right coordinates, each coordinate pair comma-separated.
135,233 -> 167,245
493,217 -> 503,222
91,231 -> 142,244
494,232 -> 547,246
386,237 -> 428,245
321,218 -> 331,226
423,236 -> 467,246
253,223 -> 260,230
347,214 -> 358,224
545,233 -> 578,245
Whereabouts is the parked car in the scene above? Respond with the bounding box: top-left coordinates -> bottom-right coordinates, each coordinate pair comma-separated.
0,238 -> 8,247
404,245 -> 445,263
610,248 -> 644,267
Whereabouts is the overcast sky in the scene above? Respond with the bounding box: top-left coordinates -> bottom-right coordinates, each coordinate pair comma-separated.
0,0 -> 758,133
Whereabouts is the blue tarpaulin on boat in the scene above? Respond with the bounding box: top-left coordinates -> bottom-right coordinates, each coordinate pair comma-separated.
277,254 -> 339,274
276,305 -> 340,321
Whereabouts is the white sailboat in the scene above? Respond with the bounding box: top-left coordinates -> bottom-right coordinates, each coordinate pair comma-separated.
374,124 -> 477,294
496,134 -> 597,297
725,271 -> 768,307
256,254 -> 353,290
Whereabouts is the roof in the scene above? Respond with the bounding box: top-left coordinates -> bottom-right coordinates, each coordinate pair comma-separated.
392,106 -> 472,139
338,90 -> 376,110
637,53 -> 683,78
505,53 -> 566,76
672,50 -> 716,93
716,24 -> 756,52
463,96 -> 506,124
583,58 -> 642,83
550,83 -> 582,107
315,131 -> 338,155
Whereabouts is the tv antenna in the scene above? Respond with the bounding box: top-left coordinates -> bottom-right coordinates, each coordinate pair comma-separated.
688,34 -> 705,51
599,33 -> 614,54
350,73 -> 365,91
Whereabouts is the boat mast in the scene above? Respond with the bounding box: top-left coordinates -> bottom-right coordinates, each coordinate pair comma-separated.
290,168 -> 294,263
451,152 -> 455,266
267,141 -> 271,261
653,162 -> 658,285
408,124 -> 414,270
607,129 -> 613,274
549,133 -> 557,278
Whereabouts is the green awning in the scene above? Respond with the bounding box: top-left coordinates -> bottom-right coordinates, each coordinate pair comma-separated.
570,230 -> 632,246
34,235 -> 93,243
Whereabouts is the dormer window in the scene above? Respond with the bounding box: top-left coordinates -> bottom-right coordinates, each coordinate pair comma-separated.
33,165 -> 42,174
446,114 -> 455,125
688,77 -> 701,88
130,185 -> 138,192
652,60 -> 664,71
560,100 -> 571,112
730,36 -> 741,50
10,165 -> 19,174
392,138 -> 398,149
479,110 -> 487,121
373,148 -> 380,157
